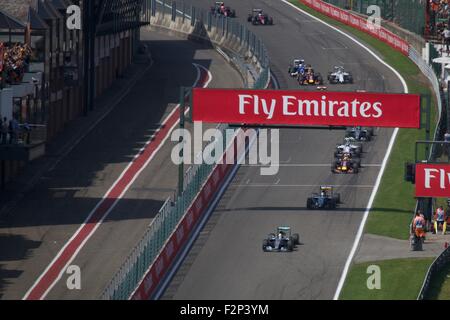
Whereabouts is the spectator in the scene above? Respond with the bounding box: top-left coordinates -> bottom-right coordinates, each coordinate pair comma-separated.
1,117 -> 7,144
434,205 -> 447,234
412,211 -> 426,239
445,132 -> 450,157
12,118 -> 19,144
22,122 -> 31,144
0,43 -> 32,85
442,26 -> 450,51
8,118 -> 19,144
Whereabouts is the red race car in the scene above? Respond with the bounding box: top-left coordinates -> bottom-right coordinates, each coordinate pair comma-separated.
211,2 -> 236,17
247,9 -> 273,25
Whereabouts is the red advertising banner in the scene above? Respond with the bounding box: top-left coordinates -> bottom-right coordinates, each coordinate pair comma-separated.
192,88 -> 421,128
415,163 -> 450,198
300,0 -> 409,55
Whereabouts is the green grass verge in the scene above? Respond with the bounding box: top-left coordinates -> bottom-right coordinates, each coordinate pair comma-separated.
339,258 -> 434,300
288,0 -> 441,300
424,260 -> 450,299
290,0 -> 438,240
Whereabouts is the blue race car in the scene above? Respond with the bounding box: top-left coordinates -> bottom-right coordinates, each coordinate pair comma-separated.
306,186 -> 340,210
288,59 -> 306,77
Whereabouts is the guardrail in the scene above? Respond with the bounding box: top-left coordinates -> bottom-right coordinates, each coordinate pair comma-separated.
418,244 -> 450,299
408,46 -> 443,160
101,0 -> 270,300
300,0 -> 450,300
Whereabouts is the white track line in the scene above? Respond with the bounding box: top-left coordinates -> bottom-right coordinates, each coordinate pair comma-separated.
241,164 -> 382,167
236,184 -> 375,188
152,129 -> 254,300
23,63 -> 213,300
279,0 -> 409,300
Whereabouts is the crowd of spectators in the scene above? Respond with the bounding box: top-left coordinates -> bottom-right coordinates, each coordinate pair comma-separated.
429,1 -> 450,36
0,42 -> 32,86
0,116 -> 31,145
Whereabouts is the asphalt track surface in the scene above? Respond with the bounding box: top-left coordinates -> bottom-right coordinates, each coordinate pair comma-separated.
0,30 -> 243,299
161,0 -> 405,300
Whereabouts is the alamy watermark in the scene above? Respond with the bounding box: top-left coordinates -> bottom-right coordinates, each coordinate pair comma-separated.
171,122 -> 280,176
367,5 -> 381,30
66,5 -> 81,30
66,265 -> 81,290
366,265 -> 381,290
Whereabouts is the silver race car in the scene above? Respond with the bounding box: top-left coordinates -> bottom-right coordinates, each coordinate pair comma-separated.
334,137 -> 363,158
328,66 -> 353,84
262,226 -> 299,252
345,126 -> 374,141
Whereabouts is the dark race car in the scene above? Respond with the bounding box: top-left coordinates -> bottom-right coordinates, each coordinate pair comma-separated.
247,9 -> 273,25
288,59 -> 306,77
345,126 -> 374,141
334,138 -> 363,158
262,226 -> 300,252
211,1 -> 236,17
306,186 -> 340,210
298,66 -> 323,85
328,66 -> 353,84
332,154 -> 360,174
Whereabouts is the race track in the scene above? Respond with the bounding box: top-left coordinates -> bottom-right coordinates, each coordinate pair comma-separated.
161,0 -> 405,300
0,30 -> 243,299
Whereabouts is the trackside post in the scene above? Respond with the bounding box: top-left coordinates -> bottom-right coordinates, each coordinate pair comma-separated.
178,87 -> 193,196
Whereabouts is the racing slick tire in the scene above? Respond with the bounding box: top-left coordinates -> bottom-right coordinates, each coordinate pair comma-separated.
268,18 -> 273,25
262,239 -> 269,251
306,197 -> 313,209
291,233 -> 300,245
347,75 -> 353,84
353,159 -> 361,169
352,167 -> 359,174
287,240 -> 294,251
316,74 -> 324,85
367,127 -> 374,137
333,193 -> 341,204
247,15 -> 252,22
363,133 -> 371,141
327,199 -> 337,210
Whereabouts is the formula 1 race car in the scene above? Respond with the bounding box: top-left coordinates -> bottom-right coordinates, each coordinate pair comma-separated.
345,126 -> 374,141
306,186 -> 340,210
262,226 -> 300,252
334,138 -> 363,158
210,2 -> 236,17
288,59 -> 306,77
298,66 -> 323,85
332,154 -> 360,174
327,66 -> 353,84
247,9 -> 273,25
